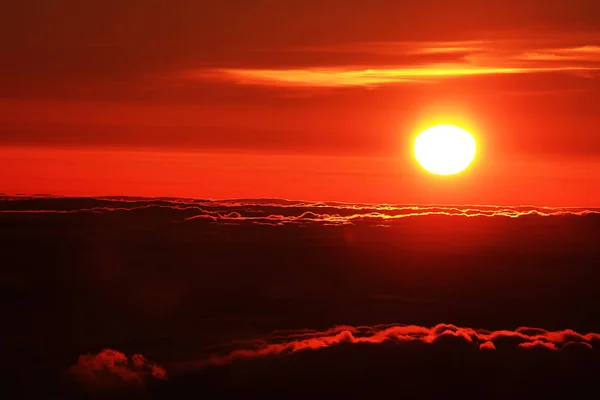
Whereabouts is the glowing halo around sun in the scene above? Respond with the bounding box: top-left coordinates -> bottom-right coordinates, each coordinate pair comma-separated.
414,125 -> 477,175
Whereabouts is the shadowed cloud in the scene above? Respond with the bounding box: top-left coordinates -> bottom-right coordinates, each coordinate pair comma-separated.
64,323 -> 600,397
73,323 -> 600,379
2,194 -> 599,397
68,349 -> 166,390
184,323 -> 600,369
1,196 -> 599,228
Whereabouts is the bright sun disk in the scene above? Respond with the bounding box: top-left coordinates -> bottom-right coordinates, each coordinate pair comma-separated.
414,125 -> 476,175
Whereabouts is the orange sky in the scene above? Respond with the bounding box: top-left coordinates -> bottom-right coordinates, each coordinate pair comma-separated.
2,1 -> 600,206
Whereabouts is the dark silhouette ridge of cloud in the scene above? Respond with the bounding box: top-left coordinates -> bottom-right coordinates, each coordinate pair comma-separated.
1,196 -> 599,228
64,323 -> 600,397
67,323 -> 600,391
160,323 -> 599,373
1,191 -> 596,397
68,349 -> 166,390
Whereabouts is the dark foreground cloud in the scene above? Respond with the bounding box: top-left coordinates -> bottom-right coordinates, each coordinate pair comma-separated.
181,323 -> 600,369
2,196 -> 599,398
70,323 -> 600,380
68,349 -> 166,390
67,323 -> 600,397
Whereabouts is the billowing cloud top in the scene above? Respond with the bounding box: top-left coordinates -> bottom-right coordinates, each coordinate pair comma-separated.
70,322 -> 600,395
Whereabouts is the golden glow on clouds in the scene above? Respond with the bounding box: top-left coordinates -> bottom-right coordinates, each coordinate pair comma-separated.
189,65 -> 593,88
518,45 -> 600,61
183,39 -> 600,88
288,40 -> 485,55
407,41 -> 485,54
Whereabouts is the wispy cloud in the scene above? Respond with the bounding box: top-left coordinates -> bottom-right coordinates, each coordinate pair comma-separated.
278,40 -> 486,56
180,39 -> 600,88
516,45 -> 600,61
187,65 -> 593,88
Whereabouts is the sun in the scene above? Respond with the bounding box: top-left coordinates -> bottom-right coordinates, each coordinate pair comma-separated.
414,125 -> 477,175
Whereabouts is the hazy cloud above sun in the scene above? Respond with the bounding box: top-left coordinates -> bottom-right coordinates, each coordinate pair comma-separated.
3,1 -> 600,97
181,39 -> 600,88
3,1 -> 600,101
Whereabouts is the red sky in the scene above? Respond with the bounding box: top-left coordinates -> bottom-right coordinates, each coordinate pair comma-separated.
2,1 -> 600,206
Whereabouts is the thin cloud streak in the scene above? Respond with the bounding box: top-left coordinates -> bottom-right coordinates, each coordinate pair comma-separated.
181,39 -> 600,87
278,40 -> 487,55
190,65 -> 594,87
517,45 -> 600,61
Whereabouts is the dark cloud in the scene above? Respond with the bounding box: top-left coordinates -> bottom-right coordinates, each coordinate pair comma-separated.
2,195 -> 600,397
67,323 -> 600,397
182,323 -> 599,369
1,196 -> 598,227
0,195 -> 600,398
68,349 -> 166,390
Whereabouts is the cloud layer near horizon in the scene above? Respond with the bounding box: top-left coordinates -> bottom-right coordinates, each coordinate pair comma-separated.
1,196 -> 599,228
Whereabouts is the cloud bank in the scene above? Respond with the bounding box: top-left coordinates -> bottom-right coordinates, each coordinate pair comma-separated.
71,322 -> 600,386
183,323 -> 600,369
1,196 -> 598,228
68,349 -> 166,390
